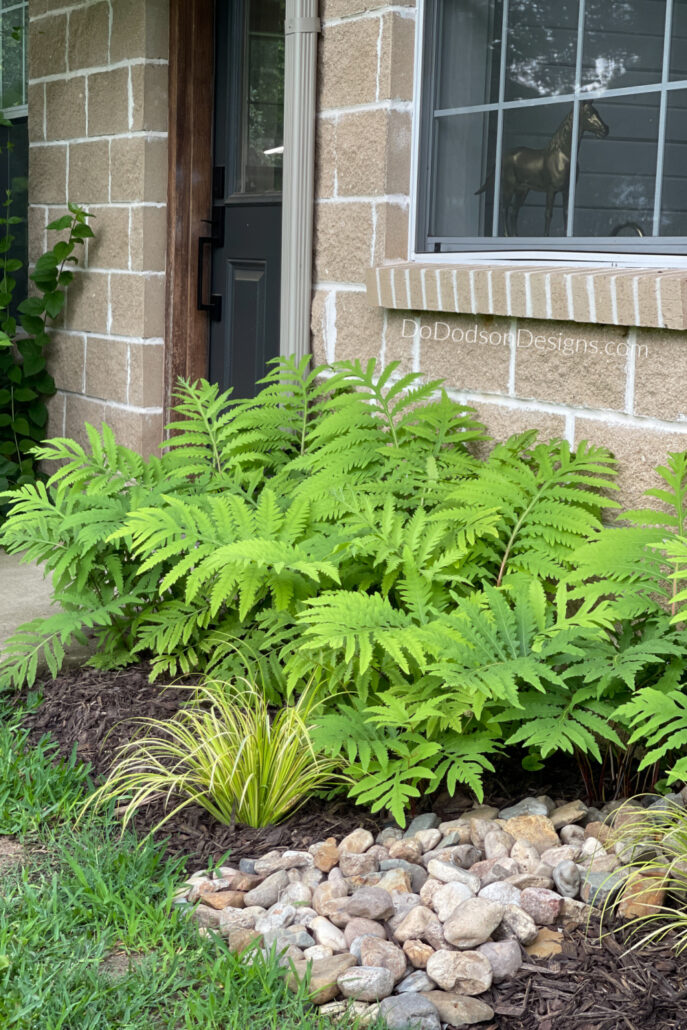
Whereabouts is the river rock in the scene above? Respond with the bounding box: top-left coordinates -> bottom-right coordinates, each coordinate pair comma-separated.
377,826 -> 404,846
255,903 -> 296,933
432,880 -> 474,922
244,870 -> 289,908
380,859 -> 427,893
421,991 -> 494,1026
474,857 -> 520,887
313,879 -> 348,915
469,818 -> 504,849
425,950 -> 493,994
506,873 -> 553,891
378,994 -> 441,1030
443,898 -> 504,949
479,881 -> 522,907
360,937 -> 408,983
484,829 -> 515,860
414,829 -> 442,853
310,838 -> 340,873
437,824 -> 473,845
540,845 -> 580,866
494,904 -> 538,945
477,939 -> 522,981
303,944 -> 334,961
559,825 -> 585,845
287,952 -> 358,1005
617,872 -> 667,919
225,927 -> 263,952
199,889 -> 245,910
403,939 -> 434,969
584,821 -> 612,844
552,860 -> 581,899
405,813 -> 441,836
551,800 -> 588,829
499,797 -> 550,820
559,897 -> 590,927
388,892 -> 422,933
338,965 -> 395,1001
393,905 -> 445,949
396,970 -> 435,993
426,860 -> 480,891
525,927 -> 563,959
376,868 -> 413,894
389,838 -> 423,863
310,916 -> 347,952
502,815 -> 559,855
344,917 -> 388,947
510,839 -> 541,873
254,850 -> 313,875
218,905 -> 266,933
340,828 -> 375,854
580,869 -> 630,906
458,806 -> 500,823
341,887 -> 394,921
339,851 -> 378,878
519,887 -> 562,925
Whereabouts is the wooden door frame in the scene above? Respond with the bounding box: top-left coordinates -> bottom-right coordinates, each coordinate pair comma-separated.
165,0 -> 215,420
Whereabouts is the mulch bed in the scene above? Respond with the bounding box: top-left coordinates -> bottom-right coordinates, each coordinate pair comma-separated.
15,663 -> 687,1028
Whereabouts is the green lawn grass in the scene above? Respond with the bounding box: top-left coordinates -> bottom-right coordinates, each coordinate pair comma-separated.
0,700 -> 384,1030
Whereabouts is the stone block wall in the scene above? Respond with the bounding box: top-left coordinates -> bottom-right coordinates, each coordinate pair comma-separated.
28,0 -> 169,455
312,0 -> 687,507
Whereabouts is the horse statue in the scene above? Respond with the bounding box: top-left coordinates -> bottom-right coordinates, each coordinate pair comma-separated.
476,101 -> 609,236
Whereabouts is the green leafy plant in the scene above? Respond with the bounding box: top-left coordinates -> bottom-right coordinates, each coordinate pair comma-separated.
0,202 -> 93,501
83,677 -> 345,830
2,356 -> 686,824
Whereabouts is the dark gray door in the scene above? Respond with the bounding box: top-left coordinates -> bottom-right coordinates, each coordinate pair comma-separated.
204,0 -> 284,398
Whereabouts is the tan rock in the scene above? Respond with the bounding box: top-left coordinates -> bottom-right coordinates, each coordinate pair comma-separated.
393,905 -> 444,950
443,898 -> 504,949
584,821 -> 612,845
218,906 -> 266,934
339,851 -> 378,878
310,916 -> 347,952
425,949 -> 493,994
310,838 -> 341,873
198,890 -> 245,911
551,800 -> 588,829
225,927 -> 263,953
388,839 -> 423,863
254,849 -> 314,875
340,828 -> 374,854
313,879 -> 348,915
217,871 -> 264,892
617,872 -> 667,920
540,845 -> 580,867
376,868 -> 412,894
458,806 -> 500,823
403,939 -> 434,969
506,874 -> 554,890
360,937 -> 408,983
344,918 -> 388,948
559,897 -> 591,928
421,991 -> 495,1026
437,820 -> 473,842
287,952 -> 359,1005
511,839 -> 541,873
414,829 -> 442,853
503,816 -> 559,855
419,877 -> 443,908
525,927 -> 563,958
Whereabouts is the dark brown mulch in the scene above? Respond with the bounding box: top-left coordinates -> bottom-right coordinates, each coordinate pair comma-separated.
18,663 -> 383,869
483,918 -> 687,1030
15,662 -> 687,1027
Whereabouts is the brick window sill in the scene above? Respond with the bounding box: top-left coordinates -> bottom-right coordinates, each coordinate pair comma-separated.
365,262 -> 687,330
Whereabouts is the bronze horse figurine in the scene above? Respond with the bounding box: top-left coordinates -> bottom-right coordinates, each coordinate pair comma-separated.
476,101 -> 609,236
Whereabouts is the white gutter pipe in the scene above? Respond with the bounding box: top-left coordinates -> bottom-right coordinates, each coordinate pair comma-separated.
280,0 -> 320,362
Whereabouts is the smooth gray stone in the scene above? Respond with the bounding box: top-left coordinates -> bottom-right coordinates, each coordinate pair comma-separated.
239,858 -> 256,874
499,797 -> 549,820
404,813 -> 441,837
378,993 -> 441,1030
552,860 -> 581,899
580,869 -> 630,907
396,970 -> 436,994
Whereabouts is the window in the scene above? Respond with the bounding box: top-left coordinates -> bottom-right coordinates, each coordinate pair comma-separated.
417,0 -> 687,254
0,0 -> 27,299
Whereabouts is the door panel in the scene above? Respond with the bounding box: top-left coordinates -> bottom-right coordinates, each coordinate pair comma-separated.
208,0 -> 285,398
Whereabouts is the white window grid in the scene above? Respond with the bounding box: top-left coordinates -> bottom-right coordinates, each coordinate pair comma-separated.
425,0 -> 687,251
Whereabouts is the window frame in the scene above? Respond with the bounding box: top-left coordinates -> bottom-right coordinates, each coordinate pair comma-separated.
410,0 -> 687,267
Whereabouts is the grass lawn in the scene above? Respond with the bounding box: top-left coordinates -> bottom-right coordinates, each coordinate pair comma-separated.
0,700 -> 381,1030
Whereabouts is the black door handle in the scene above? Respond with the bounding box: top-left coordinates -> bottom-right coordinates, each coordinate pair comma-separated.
197,234 -> 222,320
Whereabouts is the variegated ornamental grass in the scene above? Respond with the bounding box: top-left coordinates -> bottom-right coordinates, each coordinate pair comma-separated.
85,678 -> 345,830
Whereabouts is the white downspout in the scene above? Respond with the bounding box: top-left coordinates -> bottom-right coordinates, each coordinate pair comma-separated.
280,0 -> 320,361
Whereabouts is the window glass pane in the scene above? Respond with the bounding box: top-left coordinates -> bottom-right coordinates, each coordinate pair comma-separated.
572,92 -> 659,236
670,0 -> 687,80
241,0 -> 284,194
582,0 -> 666,92
0,116 -> 27,303
437,0 -> 501,110
430,111 -> 495,237
660,89 -> 687,234
505,0 -> 579,102
1,3 -> 26,110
